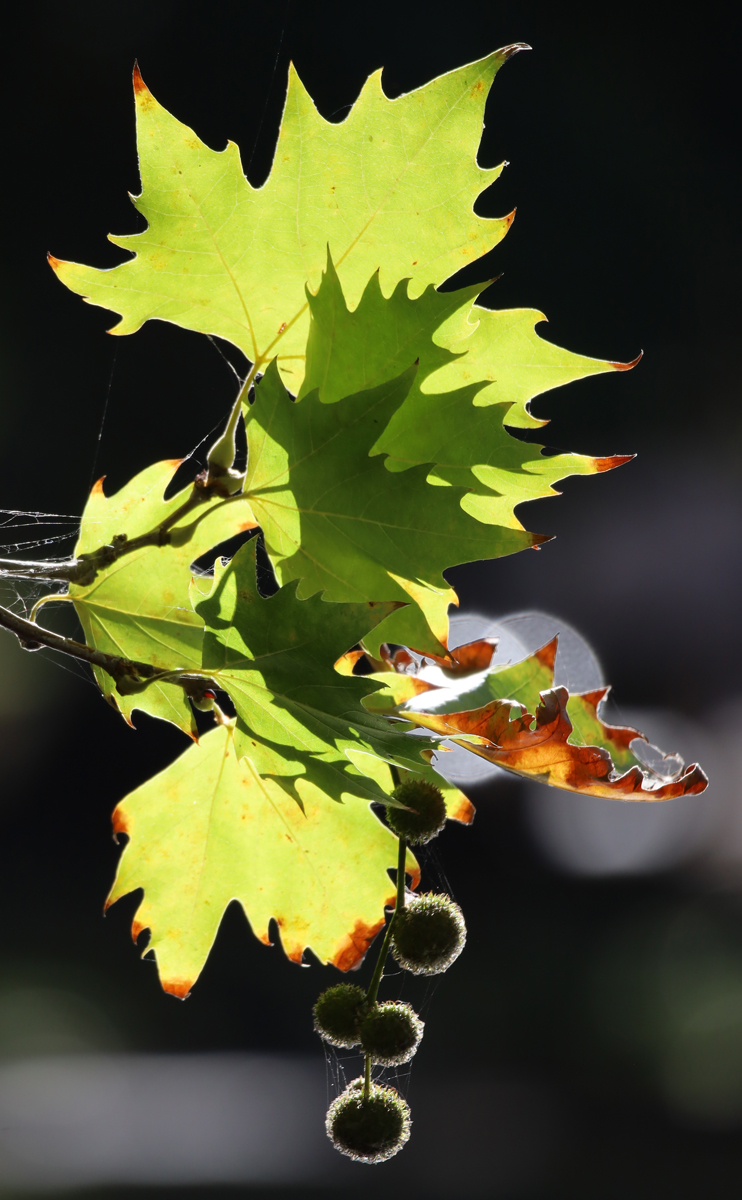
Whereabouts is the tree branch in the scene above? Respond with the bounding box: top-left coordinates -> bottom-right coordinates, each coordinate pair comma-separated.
0,482 -> 252,587
0,601 -> 216,702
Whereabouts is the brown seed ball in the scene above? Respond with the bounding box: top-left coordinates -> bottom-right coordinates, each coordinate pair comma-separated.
391,893 -> 466,976
313,984 -> 367,1048
326,1078 -> 411,1163
386,780 -> 447,845
360,1001 -> 424,1066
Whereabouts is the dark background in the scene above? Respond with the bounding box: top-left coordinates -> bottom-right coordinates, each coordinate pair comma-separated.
0,2 -> 740,1196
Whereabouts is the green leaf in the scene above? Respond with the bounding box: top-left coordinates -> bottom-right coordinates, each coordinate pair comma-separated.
107,722 -> 420,997
193,538 -> 435,803
301,254 -> 633,535
51,49 -> 526,392
70,460 -> 257,734
245,359 -> 538,656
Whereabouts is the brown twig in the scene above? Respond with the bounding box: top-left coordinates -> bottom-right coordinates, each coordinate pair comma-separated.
0,601 -> 216,702
0,480 -> 247,587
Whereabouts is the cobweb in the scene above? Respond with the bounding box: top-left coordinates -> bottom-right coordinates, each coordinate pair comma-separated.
0,510 -> 80,613
0,334 -> 247,684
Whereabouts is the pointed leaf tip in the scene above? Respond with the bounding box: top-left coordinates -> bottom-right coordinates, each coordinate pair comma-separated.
497,43 -> 532,62
593,453 -> 636,473
47,253 -> 60,271
610,351 -> 643,372
161,978 -> 193,1001
132,62 -> 150,99
534,636 -> 558,672
131,918 -> 147,944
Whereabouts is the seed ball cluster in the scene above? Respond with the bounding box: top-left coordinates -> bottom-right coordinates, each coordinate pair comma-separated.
326,1078 -> 411,1163
386,780 -> 447,845
360,1001 -> 424,1066
392,892 -> 466,976
313,984 -> 367,1048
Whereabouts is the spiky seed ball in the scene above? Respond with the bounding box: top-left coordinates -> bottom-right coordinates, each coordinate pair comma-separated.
386,780 -> 447,845
326,1078 -> 411,1163
360,1001 -> 424,1066
391,893 -> 466,976
313,984 -> 367,1048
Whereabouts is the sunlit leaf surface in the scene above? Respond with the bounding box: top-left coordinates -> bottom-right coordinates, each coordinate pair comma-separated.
107,722 -> 421,996
70,461 -> 256,734
51,49 -> 524,391
194,539 -> 435,803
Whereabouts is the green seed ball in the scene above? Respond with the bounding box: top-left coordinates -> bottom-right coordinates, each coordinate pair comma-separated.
313,984 -> 367,1048
326,1078 -> 411,1163
391,893 -> 466,976
386,780 -> 447,845
360,1001 -> 424,1066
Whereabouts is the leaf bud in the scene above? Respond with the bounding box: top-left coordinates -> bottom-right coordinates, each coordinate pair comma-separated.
313,983 -> 367,1048
391,892 -> 466,976
326,1077 -> 411,1163
205,399 -> 246,495
386,779 -> 446,845
359,1000 -> 423,1066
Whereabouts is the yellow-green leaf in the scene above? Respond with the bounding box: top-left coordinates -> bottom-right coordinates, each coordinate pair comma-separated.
51,49 -> 524,392
107,722 -> 420,997
71,460 -> 257,734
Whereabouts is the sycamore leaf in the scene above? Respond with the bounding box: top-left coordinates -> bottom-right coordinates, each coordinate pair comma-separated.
407,687 -> 708,800
245,359 -> 541,656
302,256 -> 633,531
193,539 -> 435,804
107,722 -> 421,997
390,637 -> 709,801
50,49 -> 527,392
417,636 -> 672,776
70,460 -> 257,734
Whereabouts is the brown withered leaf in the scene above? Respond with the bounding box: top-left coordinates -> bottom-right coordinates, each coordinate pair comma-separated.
407,685 -> 708,801
385,637 -> 499,675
